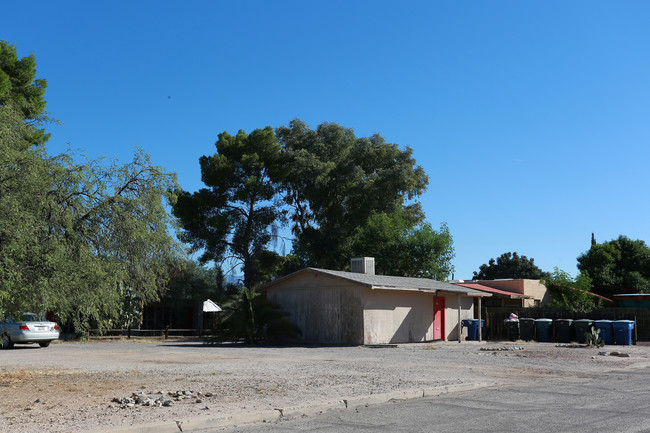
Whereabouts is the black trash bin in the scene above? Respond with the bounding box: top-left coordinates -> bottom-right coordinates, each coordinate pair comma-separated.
519,318 -> 535,341
573,319 -> 593,344
555,319 -> 573,343
505,321 -> 520,341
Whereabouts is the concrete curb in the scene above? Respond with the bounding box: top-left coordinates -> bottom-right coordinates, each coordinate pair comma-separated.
104,381 -> 496,433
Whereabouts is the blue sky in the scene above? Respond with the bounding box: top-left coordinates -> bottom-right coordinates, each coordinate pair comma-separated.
3,1 -> 649,279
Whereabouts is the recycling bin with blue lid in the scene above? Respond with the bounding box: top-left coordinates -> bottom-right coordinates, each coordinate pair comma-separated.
613,320 -> 635,345
461,319 -> 484,341
594,320 -> 614,345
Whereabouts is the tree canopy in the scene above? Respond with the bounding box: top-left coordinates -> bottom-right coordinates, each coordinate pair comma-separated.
542,268 -> 601,313
0,41 -> 50,146
473,252 -> 550,280
349,210 -> 454,280
173,127 -> 283,289
0,43 -> 184,332
176,119 -> 450,284
275,119 -> 430,271
577,235 -> 650,299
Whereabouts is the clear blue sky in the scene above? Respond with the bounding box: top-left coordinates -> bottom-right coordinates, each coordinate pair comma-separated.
4,1 -> 649,279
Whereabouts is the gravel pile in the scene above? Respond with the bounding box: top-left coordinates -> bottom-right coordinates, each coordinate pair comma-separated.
1,340 -> 648,432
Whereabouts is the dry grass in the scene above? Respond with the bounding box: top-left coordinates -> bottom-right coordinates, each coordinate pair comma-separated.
0,369 -> 80,387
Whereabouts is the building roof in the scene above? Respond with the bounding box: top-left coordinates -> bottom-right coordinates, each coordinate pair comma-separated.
453,282 -> 532,299
260,268 -> 491,297
567,287 -> 614,303
612,293 -> 650,299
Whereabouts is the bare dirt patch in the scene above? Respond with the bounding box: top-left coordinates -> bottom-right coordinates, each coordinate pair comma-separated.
1,340 -> 648,433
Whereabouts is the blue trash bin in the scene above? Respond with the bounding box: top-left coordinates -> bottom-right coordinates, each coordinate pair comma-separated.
594,320 -> 614,345
461,319 -> 484,341
613,320 -> 635,345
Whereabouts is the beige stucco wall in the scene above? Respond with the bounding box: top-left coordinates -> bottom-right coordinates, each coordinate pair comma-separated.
265,273 -> 364,345
477,279 -> 550,306
478,279 -> 525,294
444,294 -> 475,341
265,271 -> 479,344
361,288 -> 434,344
522,280 -> 551,306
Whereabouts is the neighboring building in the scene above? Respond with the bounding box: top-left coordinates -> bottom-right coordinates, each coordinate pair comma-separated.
141,299 -> 222,331
452,279 -> 550,308
613,294 -> 650,308
259,258 -> 491,345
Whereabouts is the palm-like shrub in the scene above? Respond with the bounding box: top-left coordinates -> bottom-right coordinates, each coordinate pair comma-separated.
214,288 -> 301,344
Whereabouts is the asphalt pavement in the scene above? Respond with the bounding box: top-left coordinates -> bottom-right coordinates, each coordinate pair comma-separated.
212,367 -> 650,433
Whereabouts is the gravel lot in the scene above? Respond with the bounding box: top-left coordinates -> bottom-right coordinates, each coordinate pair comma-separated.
1,339 -> 649,433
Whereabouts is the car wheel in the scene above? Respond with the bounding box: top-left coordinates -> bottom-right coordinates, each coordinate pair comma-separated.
38,341 -> 51,348
1,334 -> 14,349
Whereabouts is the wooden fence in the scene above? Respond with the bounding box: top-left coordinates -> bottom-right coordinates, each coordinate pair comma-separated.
483,307 -> 648,342
84,327 -> 214,339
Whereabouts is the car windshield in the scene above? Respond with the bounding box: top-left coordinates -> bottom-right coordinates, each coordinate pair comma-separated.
21,313 -> 43,322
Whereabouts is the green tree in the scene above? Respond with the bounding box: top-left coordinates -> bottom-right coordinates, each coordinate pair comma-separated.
164,260 -> 237,304
577,235 -> 650,299
275,119 -> 430,271
173,127 -> 283,289
0,41 -> 50,146
473,252 -> 550,280
1,102 -> 183,332
543,268 -> 602,313
350,210 -> 454,279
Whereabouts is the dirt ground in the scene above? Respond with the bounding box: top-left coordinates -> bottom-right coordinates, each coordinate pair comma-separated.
1,338 -> 649,433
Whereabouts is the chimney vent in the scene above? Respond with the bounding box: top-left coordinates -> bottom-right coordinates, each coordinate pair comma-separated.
351,257 -> 375,275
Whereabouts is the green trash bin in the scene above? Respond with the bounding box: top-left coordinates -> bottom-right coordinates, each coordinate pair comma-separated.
505,321 -> 520,341
535,319 -> 553,342
573,319 -> 593,344
555,319 -> 573,343
519,318 -> 535,341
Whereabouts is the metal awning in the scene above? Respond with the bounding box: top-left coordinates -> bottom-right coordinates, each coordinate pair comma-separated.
203,299 -> 222,312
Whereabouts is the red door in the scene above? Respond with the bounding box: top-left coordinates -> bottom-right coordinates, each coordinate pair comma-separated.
433,296 -> 445,340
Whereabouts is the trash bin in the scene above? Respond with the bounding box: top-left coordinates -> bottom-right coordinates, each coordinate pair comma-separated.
535,318 -> 553,342
505,321 -> 520,341
461,319 -> 484,341
573,319 -> 594,344
613,320 -> 635,345
519,318 -> 535,341
555,319 -> 573,343
594,320 -> 614,345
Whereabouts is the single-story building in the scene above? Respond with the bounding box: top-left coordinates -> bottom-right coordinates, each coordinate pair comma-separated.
259,258 -> 491,345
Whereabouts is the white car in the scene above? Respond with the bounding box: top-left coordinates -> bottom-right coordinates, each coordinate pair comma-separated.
1,313 -> 60,349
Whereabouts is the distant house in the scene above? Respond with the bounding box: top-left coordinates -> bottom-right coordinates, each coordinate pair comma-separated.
259,258 -> 490,345
453,279 -> 613,313
452,279 -> 550,308
613,294 -> 650,308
